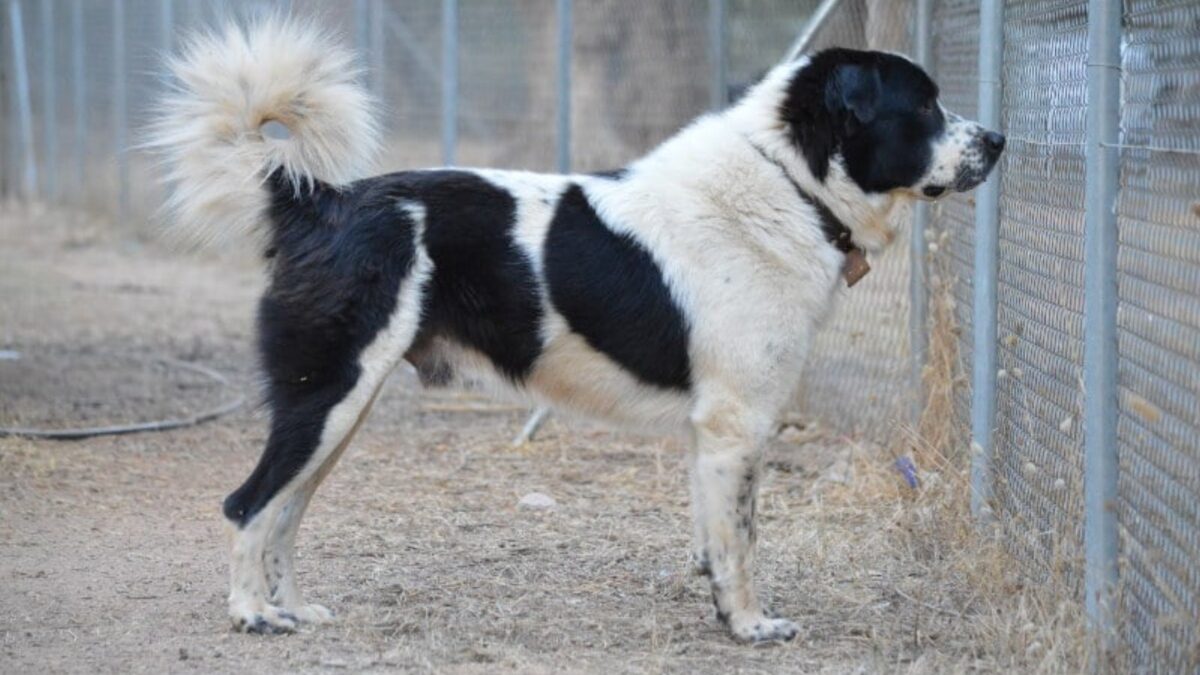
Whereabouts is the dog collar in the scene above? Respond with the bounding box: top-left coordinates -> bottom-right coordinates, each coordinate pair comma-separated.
746,142 -> 870,287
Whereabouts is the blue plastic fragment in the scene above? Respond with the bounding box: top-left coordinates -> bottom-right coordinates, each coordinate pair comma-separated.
894,456 -> 919,489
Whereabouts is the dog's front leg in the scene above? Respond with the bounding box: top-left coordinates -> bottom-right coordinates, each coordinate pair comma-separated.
689,400 -> 798,643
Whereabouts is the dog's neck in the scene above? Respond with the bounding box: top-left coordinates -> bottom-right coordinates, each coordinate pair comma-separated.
723,66 -> 910,254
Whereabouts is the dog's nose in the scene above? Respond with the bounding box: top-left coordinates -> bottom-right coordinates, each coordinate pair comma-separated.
982,131 -> 1006,155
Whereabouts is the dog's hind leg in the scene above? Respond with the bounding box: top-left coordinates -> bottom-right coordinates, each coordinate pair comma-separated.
260,384 -> 383,626
224,365 -> 390,634
223,238 -> 431,634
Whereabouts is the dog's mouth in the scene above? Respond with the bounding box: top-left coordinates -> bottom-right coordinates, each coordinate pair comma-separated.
949,153 -> 1002,194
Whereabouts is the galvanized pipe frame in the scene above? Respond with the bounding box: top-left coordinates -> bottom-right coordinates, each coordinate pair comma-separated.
969,0 -> 1004,521
114,0 -> 128,223
39,0 -> 56,201
7,0 -> 37,199
440,0 -> 458,167
1081,0 -> 1121,650
555,0 -> 571,174
70,0 -> 85,202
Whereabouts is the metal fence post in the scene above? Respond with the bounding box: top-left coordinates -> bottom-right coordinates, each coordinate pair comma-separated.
160,0 -> 172,54
785,0 -> 843,61
441,0 -> 458,166
370,0 -> 384,102
555,0 -> 572,173
1082,0 -> 1121,649
909,0 -> 933,423
39,0 -> 57,202
7,0 -> 37,199
114,0 -> 129,223
708,0 -> 727,111
71,0 -> 85,203
970,0 -> 1004,519
355,0 -> 369,64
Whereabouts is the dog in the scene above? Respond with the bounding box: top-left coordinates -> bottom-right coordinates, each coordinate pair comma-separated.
149,17 -> 1002,643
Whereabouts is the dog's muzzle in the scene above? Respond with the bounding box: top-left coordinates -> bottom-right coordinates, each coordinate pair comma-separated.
949,130 -> 1006,194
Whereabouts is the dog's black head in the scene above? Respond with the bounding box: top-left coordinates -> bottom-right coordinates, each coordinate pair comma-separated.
781,48 -> 1004,199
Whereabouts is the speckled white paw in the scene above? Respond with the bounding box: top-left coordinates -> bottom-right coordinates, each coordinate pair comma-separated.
731,616 -> 800,644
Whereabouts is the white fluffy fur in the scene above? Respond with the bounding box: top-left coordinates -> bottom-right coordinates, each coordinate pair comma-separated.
147,17 -> 379,246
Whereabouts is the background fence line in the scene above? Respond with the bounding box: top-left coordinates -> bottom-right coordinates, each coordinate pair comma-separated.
2,1 -> 1197,671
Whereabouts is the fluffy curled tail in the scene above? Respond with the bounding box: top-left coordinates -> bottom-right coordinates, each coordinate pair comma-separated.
147,17 -> 379,247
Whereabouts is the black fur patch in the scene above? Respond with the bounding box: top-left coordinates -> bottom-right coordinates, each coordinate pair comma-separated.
781,48 -> 944,193
397,171 -> 544,382
544,185 -> 691,391
224,172 -> 418,526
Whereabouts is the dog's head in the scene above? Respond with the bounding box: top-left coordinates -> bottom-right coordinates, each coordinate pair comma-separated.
780,48 -> 1004,200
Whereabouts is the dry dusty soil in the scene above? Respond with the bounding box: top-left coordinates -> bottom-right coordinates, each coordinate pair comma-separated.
1,206 -> 1050,674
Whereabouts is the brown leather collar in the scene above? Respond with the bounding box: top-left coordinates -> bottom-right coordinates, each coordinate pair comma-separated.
746,143 -> 871,287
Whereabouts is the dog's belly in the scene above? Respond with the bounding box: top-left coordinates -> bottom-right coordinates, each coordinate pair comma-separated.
406,329 -> 692,431
526,330 -> 693,429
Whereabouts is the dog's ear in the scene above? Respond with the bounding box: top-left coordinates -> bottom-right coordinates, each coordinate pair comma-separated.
826,63 -> 881,133
781,65 -> 837,181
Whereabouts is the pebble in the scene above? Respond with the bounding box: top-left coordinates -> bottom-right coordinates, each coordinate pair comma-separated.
518,492 -> 557,510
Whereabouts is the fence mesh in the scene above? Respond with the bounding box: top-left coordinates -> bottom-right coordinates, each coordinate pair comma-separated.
1115,1 -> 1200,670
790,0 -> 915,442
929,0 -> 978,453
993,0 -> 1090,583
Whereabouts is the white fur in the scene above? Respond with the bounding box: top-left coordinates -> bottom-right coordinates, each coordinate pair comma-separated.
146,17 -> 379,246
920,106 -> 987,191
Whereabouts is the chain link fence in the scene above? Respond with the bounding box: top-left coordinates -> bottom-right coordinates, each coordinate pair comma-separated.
994,0 -> 1090,584
920,1 -> 1199,671
3,0 -> 1199,671
1115,1 -> 1200,667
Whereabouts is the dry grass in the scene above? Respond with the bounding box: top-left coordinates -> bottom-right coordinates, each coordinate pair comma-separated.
798,237 -> 1098,673
0,204 -> 1098,673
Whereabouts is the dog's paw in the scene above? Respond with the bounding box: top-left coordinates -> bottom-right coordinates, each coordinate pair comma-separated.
730,616 -> 800,644
230,604 -> 298,635
288,603 -> 335,625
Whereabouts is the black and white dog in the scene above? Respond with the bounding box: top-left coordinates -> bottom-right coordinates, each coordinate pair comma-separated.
151,18 -> 1002,643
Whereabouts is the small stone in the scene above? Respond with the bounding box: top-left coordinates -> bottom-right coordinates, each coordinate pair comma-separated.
518,492 -> 557,510
1054,478 -> 1066,490
179,648 -> 189,661
1059,416 -> 1073,433
1022,462 -> 1037,476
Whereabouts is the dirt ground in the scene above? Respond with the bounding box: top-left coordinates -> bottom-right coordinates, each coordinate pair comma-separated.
0,205 -> 1084,674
